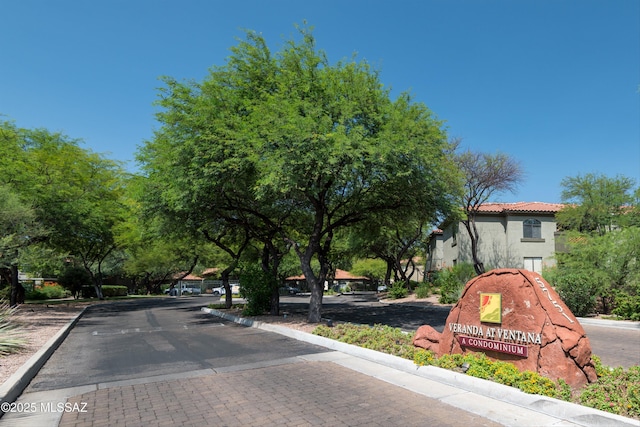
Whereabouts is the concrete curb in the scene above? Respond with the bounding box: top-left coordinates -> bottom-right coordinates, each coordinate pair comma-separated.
202,307 -> 640,427
576,317 -> 640,330
0,306 -> 88,413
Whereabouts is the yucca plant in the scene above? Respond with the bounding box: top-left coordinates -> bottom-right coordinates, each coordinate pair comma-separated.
0,301 -> 25,356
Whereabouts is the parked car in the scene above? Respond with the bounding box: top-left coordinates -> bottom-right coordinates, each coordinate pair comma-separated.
211,286 -> 225,296
211,284 -> 240,296
165,284 -> 201,296
280,286 -> 301,295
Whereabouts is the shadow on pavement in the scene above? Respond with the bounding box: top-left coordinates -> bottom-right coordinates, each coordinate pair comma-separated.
280,294 -> 452,332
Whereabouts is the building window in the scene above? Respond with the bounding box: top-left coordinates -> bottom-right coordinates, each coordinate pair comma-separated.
523,219 -> 541,239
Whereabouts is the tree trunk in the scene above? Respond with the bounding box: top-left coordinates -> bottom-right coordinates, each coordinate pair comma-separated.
291,209 -> 329,323
463,218 -> 485,275
10,264 -> 21,307
221,267 -> 233,309
393,258 -> 412,290
93,276 -> 104,300
296,241 -> 329,323
261,243 -> 280,316
384,261 -> 393,286
269,287 -> 280,316
300,254 -> 324,322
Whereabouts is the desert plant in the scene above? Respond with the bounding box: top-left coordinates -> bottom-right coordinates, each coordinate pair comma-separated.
415,283 -> 431,299
434,263 -> 477,304
0,301 -> 25,356
313,323 -> 416,359
435,268 -> 464,304
579,362 -> 640,419
387,283 -> 408,299
612,291 -> 640,321
552,271 -> 599,317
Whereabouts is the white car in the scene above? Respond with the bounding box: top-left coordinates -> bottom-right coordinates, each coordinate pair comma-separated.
211,284 -> 240,296
165,285 -> 201,295
211,286 -> 225,296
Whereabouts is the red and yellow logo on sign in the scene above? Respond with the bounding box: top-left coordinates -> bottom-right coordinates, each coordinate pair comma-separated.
480,293 -> 502,323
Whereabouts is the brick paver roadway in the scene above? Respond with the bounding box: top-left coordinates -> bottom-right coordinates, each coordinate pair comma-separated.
60,361 -> 500,427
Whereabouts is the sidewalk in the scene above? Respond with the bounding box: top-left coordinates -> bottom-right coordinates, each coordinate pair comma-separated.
0,305 -> 638,426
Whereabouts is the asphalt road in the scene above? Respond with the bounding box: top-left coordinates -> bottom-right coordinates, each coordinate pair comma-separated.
25,297 -> 329,393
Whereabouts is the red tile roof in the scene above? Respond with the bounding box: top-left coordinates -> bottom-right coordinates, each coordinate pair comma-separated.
173,268 -> 221,281
176,273 -> 203,281
476,202 -> 565,214
286,269 -> 369,281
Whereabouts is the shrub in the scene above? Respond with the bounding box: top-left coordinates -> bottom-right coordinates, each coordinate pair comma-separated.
387,283 -> 408,299
57,266 -> 92,298
415,283 -> 431,299
101,286 -> 128,297
26,284 -> 69,300
435,268 -> 464,304
552,271 -> 599,317
452,262 -> 477,284
239,265 -> 274,316
81,286 -> 97,298
433,263 -> 477,304
314,323 -> 416,359
612,292 -> 640,321
579,365 -> 640,419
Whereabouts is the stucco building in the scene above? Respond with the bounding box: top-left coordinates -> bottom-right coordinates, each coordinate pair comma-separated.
425,202 -> 565,274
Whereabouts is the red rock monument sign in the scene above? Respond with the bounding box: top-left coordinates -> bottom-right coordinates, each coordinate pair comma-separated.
414,269 -> 597,388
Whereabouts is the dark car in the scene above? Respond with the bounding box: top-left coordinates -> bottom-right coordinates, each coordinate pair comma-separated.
280,286 -> 301,295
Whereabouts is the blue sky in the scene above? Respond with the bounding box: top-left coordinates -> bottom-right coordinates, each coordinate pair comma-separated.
2,0 -> 638,203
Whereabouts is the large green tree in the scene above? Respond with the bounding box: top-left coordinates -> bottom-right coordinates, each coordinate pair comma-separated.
0,185 -> 48,305
551,173 -> 639,315
557,173 -> 636,235
140,26 -> 461,322
0,120 -> 128,300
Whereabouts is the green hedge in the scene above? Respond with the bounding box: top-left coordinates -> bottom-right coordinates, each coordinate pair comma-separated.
26,284 -> 69,300
101,286 -> 128,297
